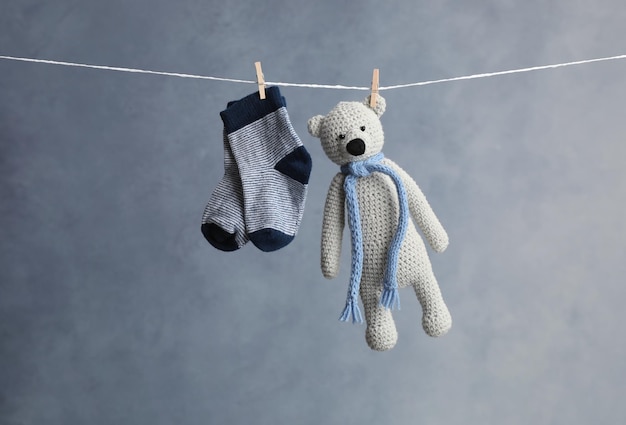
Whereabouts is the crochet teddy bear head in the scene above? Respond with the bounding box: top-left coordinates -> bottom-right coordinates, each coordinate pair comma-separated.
307,96 -> 386,165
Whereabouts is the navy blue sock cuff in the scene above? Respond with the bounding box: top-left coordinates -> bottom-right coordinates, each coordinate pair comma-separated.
221,86 -> 285,134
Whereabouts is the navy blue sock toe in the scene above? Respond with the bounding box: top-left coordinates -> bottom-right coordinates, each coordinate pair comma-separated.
201,223 -> 241,252
248,229 -> 294,252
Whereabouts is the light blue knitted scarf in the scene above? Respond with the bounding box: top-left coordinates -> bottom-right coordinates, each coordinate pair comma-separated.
340,152 -> 409,323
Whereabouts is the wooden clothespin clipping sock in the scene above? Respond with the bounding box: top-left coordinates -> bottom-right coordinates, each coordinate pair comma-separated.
369,68 -> 379,108
255,61 -> 266,100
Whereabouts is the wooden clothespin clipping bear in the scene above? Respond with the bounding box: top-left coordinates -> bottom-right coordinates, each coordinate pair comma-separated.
369,68 -> 379,108
307,90 -> 452,351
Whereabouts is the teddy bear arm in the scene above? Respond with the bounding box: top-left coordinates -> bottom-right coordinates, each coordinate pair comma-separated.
384,159 -> 449,252
321,173 -> 346,279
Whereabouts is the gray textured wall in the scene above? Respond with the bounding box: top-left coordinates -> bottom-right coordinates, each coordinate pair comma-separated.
1,1 -> 625,424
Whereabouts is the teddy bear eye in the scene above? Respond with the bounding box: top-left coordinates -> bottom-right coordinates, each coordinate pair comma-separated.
338,134 -> 346,140
360,126 -> 366,131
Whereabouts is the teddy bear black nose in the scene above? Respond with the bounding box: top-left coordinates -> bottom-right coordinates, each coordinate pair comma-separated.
346,138 -> 366,156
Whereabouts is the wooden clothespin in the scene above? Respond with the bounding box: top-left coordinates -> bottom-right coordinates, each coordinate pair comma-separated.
254,61 -> 266,100
369,68 -> 379,108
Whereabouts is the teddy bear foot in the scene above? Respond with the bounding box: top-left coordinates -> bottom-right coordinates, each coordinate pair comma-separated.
366,325 -> 398,351
422,309 -> 452,337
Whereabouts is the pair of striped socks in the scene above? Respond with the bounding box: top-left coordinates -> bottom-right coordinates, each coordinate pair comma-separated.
202,87 -> 312,252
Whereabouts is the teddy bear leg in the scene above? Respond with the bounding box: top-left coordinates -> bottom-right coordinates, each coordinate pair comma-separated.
361,287 -> 398,351
413,267 -> 452,337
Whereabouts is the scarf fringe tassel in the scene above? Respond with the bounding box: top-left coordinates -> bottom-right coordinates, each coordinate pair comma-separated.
340,300 -> 363,324
380,286 -> 401,310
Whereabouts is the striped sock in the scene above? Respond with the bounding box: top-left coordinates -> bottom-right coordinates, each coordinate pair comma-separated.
221,86 -> 312,252
201,128 -> 249,251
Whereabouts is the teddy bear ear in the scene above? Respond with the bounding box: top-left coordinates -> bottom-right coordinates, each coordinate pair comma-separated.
364,95 -> 386,117
307,115 -> 324,138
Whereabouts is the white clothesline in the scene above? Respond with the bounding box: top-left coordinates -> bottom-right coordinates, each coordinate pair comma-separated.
1,54 -> 625,90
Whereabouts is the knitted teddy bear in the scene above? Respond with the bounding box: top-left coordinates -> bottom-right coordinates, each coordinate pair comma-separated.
307,95 -> 452,351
